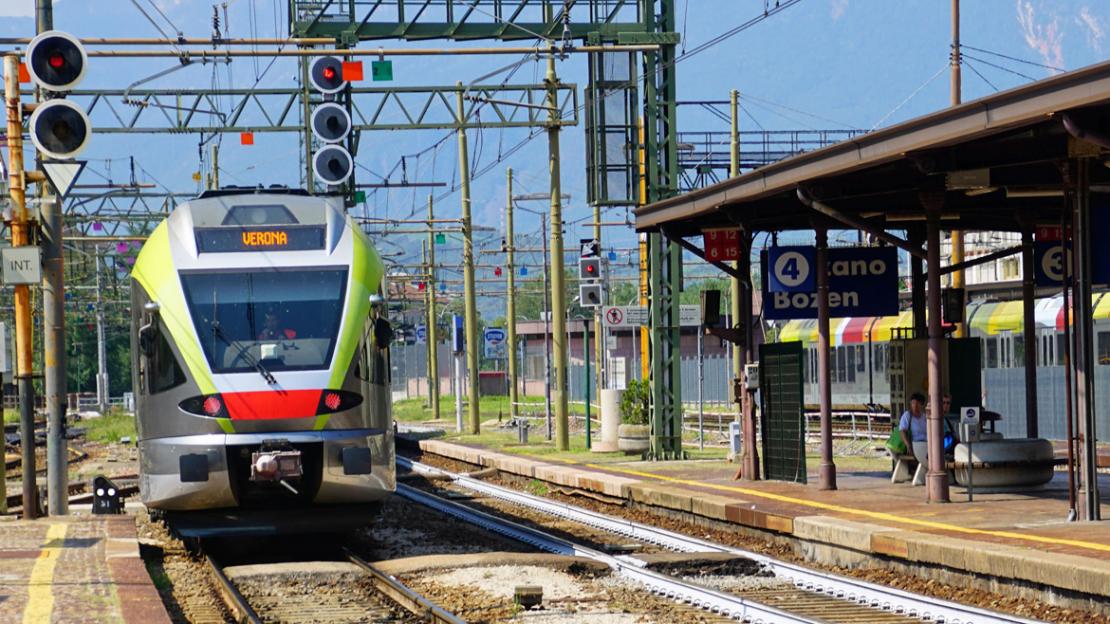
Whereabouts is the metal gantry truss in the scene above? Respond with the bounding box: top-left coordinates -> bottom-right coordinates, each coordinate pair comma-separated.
67,84 -> 578,133
289,0 -> 647,41
677,129 -> 864,191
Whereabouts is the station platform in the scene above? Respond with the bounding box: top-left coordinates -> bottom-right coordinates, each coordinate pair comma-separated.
0,513 -> 169,624
410,437 -> 1110,605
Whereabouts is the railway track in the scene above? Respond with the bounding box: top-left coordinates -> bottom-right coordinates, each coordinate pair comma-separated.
399,456 -> 1047,624
204,549 -> 464,624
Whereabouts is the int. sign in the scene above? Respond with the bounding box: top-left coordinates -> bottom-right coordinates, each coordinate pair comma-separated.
2,247 -> 42,285
703,228 -> 740,262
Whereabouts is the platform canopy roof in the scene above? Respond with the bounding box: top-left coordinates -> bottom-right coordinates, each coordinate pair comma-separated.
636,60 -> 1110,236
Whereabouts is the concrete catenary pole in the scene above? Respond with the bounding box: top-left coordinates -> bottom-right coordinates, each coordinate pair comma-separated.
546,48 -> 569,451
542,220 -> 553,439
426,196 -> 440,421
949,0 -> 965,337
456,84 -> 481,434
95,248 -> 109,414
5,54 -> 38,519
38,0 -> 69,516
506,169 -> 520,421
729,88 -> 743,422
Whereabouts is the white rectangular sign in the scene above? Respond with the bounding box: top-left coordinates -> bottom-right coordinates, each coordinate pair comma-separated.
2,247 -> 41,285
603,305 -> 701,328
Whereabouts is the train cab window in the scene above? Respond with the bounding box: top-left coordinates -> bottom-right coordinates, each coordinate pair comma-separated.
1098,332 -> 1110,365
985,337 -> 999,368
150,333 -> 185,394
181,268 -> 349,373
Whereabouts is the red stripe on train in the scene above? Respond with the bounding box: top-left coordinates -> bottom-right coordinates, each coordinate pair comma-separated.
223,389 -> 321,420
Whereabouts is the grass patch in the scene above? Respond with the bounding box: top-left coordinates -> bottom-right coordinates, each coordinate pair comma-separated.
392,394 -> 574,423
81,410 -> 137,444
3,409 -> 17,424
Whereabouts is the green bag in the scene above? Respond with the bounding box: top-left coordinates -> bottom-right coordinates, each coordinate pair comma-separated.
884,428 -> 907,455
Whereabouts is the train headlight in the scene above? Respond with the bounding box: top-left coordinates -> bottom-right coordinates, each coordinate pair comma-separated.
316,389 -> 362,414
179,394 -> 229,419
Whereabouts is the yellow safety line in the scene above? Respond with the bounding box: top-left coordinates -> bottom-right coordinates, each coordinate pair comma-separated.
582,463 -> 1110,554
22,523 -> 68,624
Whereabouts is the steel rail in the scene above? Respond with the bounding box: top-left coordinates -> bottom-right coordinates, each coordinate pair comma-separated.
396,482 -> 823,624
399,457 -> 1047,624
344,550 -> 466,624
204,556 -> 263,624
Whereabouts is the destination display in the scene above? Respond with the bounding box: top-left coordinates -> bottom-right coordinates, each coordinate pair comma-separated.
195,226 -> 326,253
761,246 -> 899,320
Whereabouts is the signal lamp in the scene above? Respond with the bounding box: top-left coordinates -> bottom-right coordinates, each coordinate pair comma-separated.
28,99 -> 91,160
579,283 -> 602,307
26,30 -> 87,91
578,256 -> 601,281
313,144 -> 354,186
310,102 -> 352,144
309,56 -> 347,94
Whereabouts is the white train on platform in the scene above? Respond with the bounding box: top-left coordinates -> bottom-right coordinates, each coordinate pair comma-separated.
775,294 -> 1110,411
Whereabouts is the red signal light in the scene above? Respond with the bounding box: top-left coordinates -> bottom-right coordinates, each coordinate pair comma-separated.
324,392 -> 342,411
322,66 -> 337,81
48,52 -> 65,69
202,396 -> 223,416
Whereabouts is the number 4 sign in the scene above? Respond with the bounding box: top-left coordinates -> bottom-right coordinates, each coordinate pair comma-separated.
703,228 -> 740,261
767,246 -> 816,293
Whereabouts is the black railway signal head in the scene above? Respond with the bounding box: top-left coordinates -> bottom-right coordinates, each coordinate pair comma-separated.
309,56 -> 347,94
26,30 -> 87,91
313,144 -> 354,186
579,283 -> 602,307
311,102 -> 352,144
29,99 -> 91,160
578,256 -> 601,281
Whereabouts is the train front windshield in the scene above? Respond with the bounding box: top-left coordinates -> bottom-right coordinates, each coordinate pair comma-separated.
181,268 -> 348,373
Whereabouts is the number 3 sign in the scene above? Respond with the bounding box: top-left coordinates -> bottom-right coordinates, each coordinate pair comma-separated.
768,246 -> 816,293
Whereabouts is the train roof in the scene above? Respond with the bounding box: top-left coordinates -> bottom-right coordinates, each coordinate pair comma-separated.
181,190 -> 343,228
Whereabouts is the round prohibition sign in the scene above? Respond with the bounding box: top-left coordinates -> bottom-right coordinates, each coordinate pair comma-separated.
606,307 -> 624,325
773,250 -> 811,288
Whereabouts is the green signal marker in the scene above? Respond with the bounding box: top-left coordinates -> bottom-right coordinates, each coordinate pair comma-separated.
371,60 -> 393,81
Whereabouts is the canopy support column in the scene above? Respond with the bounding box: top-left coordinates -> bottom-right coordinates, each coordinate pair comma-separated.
1073,157 -> 1101,521
925,199 -> 951,503
815,224 -> 836,490
910,228 -> 927,338
1021,226 -> 1039,439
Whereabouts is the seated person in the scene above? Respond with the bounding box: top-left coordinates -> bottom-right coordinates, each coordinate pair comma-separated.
257,308 -> 297,341
899,392 -> 928,486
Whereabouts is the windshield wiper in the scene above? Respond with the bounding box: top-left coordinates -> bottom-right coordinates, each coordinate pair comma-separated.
212,321 -> 277,385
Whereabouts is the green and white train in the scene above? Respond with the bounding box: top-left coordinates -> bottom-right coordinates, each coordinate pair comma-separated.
129,188 -> 394,528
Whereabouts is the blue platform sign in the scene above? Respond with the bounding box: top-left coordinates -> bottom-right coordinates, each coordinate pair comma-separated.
451,314 -> 464,354
415,325 -> 427,344
762,246 -> 899,320
1033,240 -> 1070,286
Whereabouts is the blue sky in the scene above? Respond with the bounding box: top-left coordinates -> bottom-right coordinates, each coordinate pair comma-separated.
2,0 -> 1107,298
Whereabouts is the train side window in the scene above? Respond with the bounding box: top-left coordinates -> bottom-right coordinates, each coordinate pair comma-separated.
846,346 -> 856,383
1098,332 -> 1110,365
856,345 -> 866,372
837,347 -> 847,383
1013,336 -> 1024,367
1056,334 -> 1066,366
986,337 -> 999,368
150,333 -> 186,394
801,349 -> 809,383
